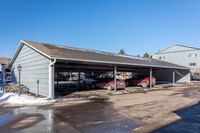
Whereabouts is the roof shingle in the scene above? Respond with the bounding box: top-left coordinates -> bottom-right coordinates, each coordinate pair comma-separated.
22,40 -> 189,70
0,57 -> 10,65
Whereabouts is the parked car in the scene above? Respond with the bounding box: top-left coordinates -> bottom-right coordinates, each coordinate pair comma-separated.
56,73 -> 68,81
125,75 -> 156,88
72,74 -> 85,81
94,78 -> 126,91
81,76 -> 97,88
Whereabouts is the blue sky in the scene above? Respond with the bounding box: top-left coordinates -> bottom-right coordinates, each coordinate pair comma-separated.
0,0 -> 200,58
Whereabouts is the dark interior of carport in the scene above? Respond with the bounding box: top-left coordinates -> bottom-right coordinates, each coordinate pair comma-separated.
54,59 -> 185,98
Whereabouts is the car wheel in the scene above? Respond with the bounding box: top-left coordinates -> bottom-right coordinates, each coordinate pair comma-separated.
125,81 -> 129,87
107,85 -> 112,91
3,87 -> 8,92
91,83 -> 96,89
141,81 -> 148,88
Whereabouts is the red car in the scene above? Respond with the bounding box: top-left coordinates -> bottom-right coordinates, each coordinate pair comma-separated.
125,75 -> 156,88
93,78 -> 126,91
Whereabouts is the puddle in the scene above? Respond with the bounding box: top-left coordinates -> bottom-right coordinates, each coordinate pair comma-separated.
170,93 -> 184,96
0,98 -> 139,133
171,92 -> 196,97
184,92 -> 195,96
0,113 -> 12,126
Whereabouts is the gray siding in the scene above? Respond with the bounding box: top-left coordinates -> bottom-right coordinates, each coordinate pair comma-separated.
159,45 -> 197,53
12,44 -> 50,97
154,45 -> 200,71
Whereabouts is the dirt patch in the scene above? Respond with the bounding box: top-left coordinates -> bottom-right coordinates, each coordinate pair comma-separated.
26,93 -> 46,98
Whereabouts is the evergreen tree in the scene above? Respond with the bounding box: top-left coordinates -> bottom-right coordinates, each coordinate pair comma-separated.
143,53 -> 150,58
119,49 -> 125,55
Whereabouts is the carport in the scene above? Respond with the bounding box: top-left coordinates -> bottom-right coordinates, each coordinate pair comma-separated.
10,40 -> 190,99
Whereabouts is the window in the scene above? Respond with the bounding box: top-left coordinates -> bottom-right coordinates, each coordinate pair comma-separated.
189,54 -> 197,57
159,56 -> 165,60
189,63 -> 197,66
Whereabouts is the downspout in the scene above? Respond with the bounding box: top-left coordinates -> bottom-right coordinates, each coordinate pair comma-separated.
48,59 -> 56,99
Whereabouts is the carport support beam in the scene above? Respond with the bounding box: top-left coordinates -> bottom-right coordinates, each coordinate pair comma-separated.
114,66 -> 117,93
49,59 -> 56,99
150,68 -> 152,89
70,71 -> 72,82
173,69 -> 175,84
79,68 -> 81,89
56,71 -> 58,87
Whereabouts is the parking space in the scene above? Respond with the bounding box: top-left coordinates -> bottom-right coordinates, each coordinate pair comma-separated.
54,81 -> 186,99
54,65 -> 189,99
53,61 -> 188,98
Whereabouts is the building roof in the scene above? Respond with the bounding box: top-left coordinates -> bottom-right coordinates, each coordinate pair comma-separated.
0,57 -> 10,65
10,40 -> 190,70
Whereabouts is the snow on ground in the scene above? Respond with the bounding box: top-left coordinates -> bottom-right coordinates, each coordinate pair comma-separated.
0,91 -> 56,105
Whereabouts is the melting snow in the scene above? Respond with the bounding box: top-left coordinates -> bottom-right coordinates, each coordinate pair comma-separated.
0,91 -> 55,105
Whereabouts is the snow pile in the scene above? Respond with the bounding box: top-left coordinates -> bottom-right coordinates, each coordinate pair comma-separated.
0,91 -> 56,105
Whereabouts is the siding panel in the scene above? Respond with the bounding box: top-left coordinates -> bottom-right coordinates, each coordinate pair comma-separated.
155,45 -> 200,71
159,45 -> 197,53
12,44 -> 50,97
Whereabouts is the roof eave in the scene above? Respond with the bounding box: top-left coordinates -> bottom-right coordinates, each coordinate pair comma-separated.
52,57 -> 190,70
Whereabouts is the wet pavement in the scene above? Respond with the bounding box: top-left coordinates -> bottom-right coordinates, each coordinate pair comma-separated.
152,101 -> 200,133
0,98 -> 138,133
2,82 -> 200,133
151,83 -> 200,133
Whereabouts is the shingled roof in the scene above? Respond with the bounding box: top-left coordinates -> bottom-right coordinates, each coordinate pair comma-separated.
0,57 -> 10,65
10,40 -> 190,70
